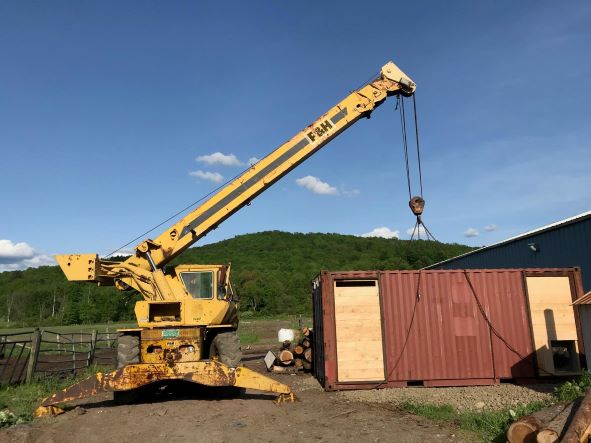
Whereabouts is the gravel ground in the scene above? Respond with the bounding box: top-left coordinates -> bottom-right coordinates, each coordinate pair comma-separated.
338,383 -> 557,412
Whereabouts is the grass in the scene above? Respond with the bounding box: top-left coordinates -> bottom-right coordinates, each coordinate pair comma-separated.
554,370 -> 591,402
401,400 -> 548,442
400,371 -> 591,442
237,332 -> 260,344
0,367 -> 100,426
0,322 -> 136,335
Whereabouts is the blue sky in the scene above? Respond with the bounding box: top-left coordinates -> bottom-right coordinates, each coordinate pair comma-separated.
0,1 -> 590,270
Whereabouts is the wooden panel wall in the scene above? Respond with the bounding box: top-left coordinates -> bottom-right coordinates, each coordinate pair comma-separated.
526,276 -> 580,375
334,280 -> 384,382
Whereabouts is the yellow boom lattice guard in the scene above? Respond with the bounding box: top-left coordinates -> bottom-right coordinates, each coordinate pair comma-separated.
35,361 -> 295,417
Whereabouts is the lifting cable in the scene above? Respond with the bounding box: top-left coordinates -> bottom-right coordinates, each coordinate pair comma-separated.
396,94 -> 436,241
104,166 -> 254,258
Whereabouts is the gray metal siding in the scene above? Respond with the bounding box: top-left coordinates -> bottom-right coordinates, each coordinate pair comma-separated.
431,218 -> 591,291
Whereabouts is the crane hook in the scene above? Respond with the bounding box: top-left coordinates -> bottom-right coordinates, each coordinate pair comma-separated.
409,196 -> 425,219
408,196 -> 436,241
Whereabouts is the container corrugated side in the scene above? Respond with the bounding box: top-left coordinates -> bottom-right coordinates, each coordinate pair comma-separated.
313,268 -> 584,391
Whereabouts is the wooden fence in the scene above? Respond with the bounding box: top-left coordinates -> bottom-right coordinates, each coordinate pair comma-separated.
0,329 -> 117,385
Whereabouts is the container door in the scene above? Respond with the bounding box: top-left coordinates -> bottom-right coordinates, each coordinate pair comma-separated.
525,276 -> 581,375
334,280 -> 385,382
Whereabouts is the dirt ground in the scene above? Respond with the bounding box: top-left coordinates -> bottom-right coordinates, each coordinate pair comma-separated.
0,351 -> 474,443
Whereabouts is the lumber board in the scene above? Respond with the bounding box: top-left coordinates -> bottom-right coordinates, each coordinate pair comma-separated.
525,276 -> 580,375
334,281 -> 384,382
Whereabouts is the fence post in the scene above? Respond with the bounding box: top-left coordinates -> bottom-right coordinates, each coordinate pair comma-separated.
26,328 -> 41,383
72,339 -> 76,375
0,335 -> 5,358
88,330 -> 97,367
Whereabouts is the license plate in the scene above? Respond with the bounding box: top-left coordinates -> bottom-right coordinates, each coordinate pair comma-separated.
161,329 -> 179,338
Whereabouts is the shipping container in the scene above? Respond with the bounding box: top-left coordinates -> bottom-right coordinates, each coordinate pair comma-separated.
312,268 -> 585,391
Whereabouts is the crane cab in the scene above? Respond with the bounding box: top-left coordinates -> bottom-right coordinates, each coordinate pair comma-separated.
134,263 -> 238,329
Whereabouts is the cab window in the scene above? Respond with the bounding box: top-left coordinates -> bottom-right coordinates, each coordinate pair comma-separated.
180,271 -> 214,299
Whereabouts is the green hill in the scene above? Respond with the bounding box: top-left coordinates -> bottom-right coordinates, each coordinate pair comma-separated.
0,231 -> 472,327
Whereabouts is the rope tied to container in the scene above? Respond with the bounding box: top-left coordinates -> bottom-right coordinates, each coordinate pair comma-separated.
462,270 -> 554,377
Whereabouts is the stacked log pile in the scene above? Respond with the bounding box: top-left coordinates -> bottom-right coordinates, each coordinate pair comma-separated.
507,388 -> 591,443
266,328 -> 313,374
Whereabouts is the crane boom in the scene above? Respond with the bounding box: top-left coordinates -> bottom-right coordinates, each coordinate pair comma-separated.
56,61 -> 415,290
131,61 -> 413,270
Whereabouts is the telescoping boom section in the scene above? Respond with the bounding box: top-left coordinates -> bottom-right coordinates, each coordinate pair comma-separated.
56,61 -> 415,296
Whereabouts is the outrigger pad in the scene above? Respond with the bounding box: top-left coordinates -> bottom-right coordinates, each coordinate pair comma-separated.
35,361 -> 294,417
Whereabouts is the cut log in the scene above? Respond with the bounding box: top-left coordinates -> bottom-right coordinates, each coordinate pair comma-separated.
536,429 -> 559,443
293,345 -> 304,356
507,415 -> 541,443
508,402 -> 574,443
302,327 -> 311,337
563,389 -> 591,443
271,365 -> 298,374
303,348 -> 312,363
301,338 -> 311,348
302,360 -> 312,371
294,358 -> 303,369
537,401 -> 576,442
278,350 -> 294,366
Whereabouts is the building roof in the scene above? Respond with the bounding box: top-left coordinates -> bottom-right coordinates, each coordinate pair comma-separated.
426,210 -> 591,269
573,291 -> 591,306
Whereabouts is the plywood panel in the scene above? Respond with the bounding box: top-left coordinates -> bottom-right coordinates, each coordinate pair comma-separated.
334,280 -> 384,382
526,276 -> 580,375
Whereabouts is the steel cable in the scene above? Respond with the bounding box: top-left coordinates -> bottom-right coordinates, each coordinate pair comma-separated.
104,166 -> 255,258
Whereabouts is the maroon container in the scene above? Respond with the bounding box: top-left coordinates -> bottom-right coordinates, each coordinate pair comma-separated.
312,268 -> 585,391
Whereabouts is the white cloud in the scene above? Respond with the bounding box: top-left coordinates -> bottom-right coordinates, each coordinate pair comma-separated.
464,228 -> 480,238
361,227 -> 400,239
0,239 -> 34,262
189,170 -> 224,184
0,240 -> 55,272
343,188 -> 360,197
196,152 -> 242,167
484,224 -> 497,232
406,225 -> 427,238
101,248 -> 135,258
247,157 -> 260,166
295,176 -> 338,195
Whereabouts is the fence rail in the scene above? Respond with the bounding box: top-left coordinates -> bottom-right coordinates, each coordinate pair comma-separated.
0,328 -> 118,385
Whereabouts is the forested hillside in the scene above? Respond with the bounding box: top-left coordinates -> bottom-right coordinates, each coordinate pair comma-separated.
0,231 -> 472,327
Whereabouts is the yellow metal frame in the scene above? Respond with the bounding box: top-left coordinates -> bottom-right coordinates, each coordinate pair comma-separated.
35,361 -> 295,417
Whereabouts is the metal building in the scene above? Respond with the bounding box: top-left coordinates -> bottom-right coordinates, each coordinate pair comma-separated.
426,210 -> 591,291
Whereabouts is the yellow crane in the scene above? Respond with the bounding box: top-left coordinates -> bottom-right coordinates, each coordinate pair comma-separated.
36,60 -> 416,416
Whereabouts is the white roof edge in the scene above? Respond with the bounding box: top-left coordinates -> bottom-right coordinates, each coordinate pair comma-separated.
425,210 -> 591,269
